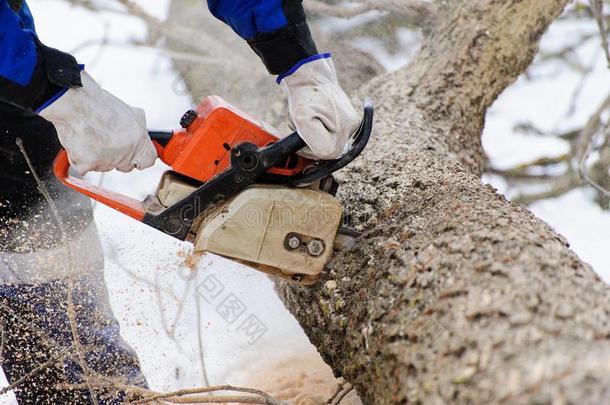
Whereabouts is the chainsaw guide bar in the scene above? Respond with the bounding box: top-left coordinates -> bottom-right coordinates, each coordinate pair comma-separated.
54,96 -> 374,283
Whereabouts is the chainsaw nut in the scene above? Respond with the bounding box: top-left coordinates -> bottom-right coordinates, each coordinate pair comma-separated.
286,234 -> 301,250
307,239 -> 325,257
241,153 -> 259,171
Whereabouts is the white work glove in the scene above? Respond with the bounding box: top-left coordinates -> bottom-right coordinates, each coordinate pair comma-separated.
280,56 -> 360,160
39,71 -> 157,175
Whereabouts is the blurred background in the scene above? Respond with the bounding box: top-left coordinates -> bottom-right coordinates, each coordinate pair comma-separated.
2,0 -> 610,403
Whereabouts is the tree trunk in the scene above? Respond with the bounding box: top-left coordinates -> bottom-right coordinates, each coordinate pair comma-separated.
169,0 -> 610,403
276,1 -> 610,404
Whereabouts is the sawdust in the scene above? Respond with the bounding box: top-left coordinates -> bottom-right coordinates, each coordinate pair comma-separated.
177,249 -> 205,271
244,353 -> 361,405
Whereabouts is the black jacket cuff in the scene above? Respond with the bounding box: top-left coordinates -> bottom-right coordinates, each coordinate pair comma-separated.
248,21 -> 319,76
0,41 -> 82,113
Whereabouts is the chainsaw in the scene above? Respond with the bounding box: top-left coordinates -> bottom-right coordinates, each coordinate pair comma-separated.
53,96 -> 373,284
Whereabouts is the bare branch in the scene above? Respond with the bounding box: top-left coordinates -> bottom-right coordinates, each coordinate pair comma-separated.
0,349 -> 70,396
327,380 -> 354,405
64,0 -> 252,66
304,0 -> 437,27
590,0 -> 610,66
512,174 -> 583,205
194,294 -> 210,387
576,93 -> 610,194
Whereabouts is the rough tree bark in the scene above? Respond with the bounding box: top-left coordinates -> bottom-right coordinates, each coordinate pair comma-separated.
275,1 -> 610,404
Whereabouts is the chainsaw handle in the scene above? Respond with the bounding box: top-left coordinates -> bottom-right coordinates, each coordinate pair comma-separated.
292,99 -> 374,186
52,132 -> 170,221
53,150 -> 148,221
256,100 -> 374,179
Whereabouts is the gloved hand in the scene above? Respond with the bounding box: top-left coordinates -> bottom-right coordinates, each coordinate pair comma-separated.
280,55 -> 360,160
38,71 -> 157,175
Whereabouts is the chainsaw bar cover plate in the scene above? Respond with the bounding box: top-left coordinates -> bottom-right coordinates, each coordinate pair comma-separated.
193,185 -> 343,277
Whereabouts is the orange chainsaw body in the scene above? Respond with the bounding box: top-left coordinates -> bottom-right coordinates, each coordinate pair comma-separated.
53,96 -> 374,281
160,96 -> 310,182
54,96 -> 373,231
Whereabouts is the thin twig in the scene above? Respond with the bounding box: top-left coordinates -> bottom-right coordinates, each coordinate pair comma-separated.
0,319 -> 5,365
330,385 -> 354,405
69,38 -> 251,72
327,380 -> 354,405
195,294 -> 210,387
128,384 -> 284,405
512,174 -> 583,206
590,0 -> 610,66
327,381 -> 346,404
0,301 -> 92,396
566,48 -> 601,116
153,269 -> 177,339
154,395 -> 271,404
65,0 -> 252,66
109,248 -> 181,304
169,272 -> 195,338
576,93 -> 610,192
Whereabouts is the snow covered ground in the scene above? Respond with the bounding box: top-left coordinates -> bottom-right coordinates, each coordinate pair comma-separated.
1,1 -> 609,403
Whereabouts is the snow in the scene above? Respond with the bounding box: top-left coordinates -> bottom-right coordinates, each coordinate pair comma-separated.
1,1 -> 610,402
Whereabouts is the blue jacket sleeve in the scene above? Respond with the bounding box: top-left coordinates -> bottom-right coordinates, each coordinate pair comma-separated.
207,0 -> 319,76
0,0 -> 37,87
0,0 -> 81,112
